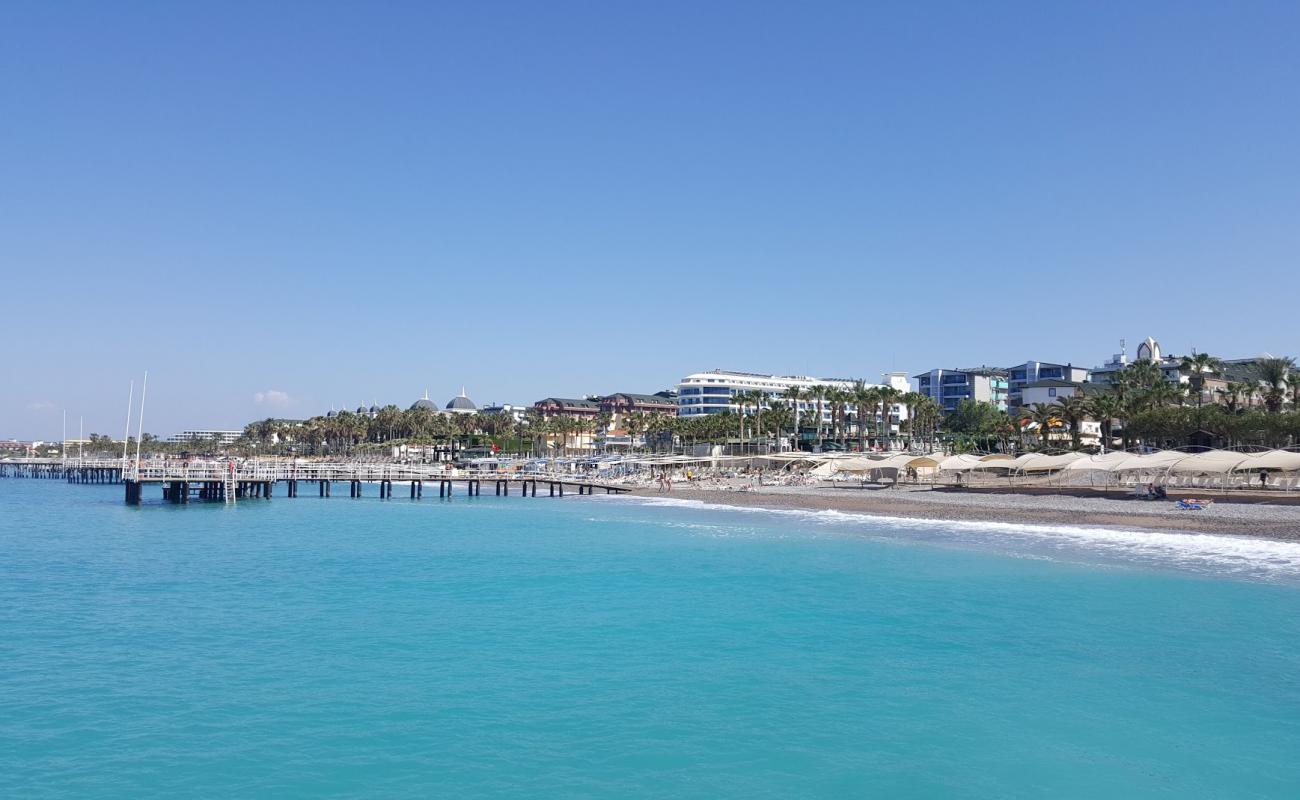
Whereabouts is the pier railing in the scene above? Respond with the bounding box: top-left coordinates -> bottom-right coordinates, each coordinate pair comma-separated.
46,458 -> 605,484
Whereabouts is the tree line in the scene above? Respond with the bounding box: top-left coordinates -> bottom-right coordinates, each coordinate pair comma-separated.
944,355 -> 1300,452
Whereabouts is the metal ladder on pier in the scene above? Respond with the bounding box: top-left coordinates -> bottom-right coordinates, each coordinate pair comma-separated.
224,467 -> 236,505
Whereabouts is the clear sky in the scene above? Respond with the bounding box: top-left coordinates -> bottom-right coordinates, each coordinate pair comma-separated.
3,1 -> 1297,439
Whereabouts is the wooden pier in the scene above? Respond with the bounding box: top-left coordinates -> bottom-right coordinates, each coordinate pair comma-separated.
1,459 -> 630,505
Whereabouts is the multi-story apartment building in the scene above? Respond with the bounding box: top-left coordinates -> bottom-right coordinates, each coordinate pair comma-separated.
532,398 -> 600,419
1006,361 -> 1090,408
599,393 -> 677,418
675,369 -> 910,436
913,368 -> 1008,413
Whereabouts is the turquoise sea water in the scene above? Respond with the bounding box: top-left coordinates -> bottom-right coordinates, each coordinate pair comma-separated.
3,480 -> 1300,798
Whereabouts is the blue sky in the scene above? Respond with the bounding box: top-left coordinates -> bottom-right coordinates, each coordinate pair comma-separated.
3,1 -> 1297,438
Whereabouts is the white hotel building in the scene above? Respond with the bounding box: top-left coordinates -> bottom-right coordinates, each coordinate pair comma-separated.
166,429 -> 244,445
676,369 -> 911,436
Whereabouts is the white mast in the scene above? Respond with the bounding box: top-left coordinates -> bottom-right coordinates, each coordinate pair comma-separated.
122,380 -> 134,470
62,409 -> 67,466
79,416 -> 84,463
134,371 -> 148,478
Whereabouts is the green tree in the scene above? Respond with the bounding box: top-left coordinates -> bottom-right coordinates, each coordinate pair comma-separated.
944,400 -> 1004,451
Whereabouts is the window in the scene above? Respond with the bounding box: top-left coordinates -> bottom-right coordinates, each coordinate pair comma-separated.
1048,388 -> 1057,397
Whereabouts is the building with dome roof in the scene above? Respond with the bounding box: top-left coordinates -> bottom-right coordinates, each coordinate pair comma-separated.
445,387 -> 477,414
410,390 -> 438,412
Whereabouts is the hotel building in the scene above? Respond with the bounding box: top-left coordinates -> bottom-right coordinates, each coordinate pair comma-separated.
166,430 -> 244,445
675,369 -> 910,436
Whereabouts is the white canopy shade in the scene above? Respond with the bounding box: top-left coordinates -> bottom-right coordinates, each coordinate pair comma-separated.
1235,450 -> 1300,472
1062,451 -> 1141,472
937,454 -> 984,471
1166,451 -> 1254,475
1111,450 -> 1189,472
1014,452 -> 1087,472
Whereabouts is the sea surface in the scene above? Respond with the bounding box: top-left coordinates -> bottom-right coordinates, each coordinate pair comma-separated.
3,479 -> 1300,798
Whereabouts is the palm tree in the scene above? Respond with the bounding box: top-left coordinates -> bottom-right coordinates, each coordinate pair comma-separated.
623,411 -> 647,453
1026,403 -> 1063,451
765,402 -> 793,447
1180,352 -> 1224,407
808,385 -> 827,447
897,391 -> 923,450
1087,392 -> 1123,452
1056,395 -> 1091,450
1141,379 -> 1185,410
746,390 -> 767,442
1288,373 -> 1300,410
875,387 -> 900,451
782,386 -> 802,449
825,388 -> 850,448
851,381 -> 876,451
733,392 -> 748,444
1255,357 -> 1295,413
907,396 -> 939,452
1122,359 -> 1166,392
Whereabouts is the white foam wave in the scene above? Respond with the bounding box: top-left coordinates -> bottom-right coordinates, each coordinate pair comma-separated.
589,494 -> 1300,581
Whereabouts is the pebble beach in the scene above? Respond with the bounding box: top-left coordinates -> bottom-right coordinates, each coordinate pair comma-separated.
641,483 -> 1300,540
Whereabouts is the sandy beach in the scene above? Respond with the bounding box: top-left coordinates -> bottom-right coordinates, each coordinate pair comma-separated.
633,484 -> 1300,540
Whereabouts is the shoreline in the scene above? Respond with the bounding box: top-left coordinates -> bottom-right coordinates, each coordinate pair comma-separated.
629,485 -> 1300,541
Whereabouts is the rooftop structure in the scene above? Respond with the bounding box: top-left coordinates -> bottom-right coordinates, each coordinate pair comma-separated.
445,388 -> 477,414
410,390 -> 438,412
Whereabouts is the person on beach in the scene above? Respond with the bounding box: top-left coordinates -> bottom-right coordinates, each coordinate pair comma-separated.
665,472 -> 673,492
657,472 -> 665,492
1260,471 -> 1268,490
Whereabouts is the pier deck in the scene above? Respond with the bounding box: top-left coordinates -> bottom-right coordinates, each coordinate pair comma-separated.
1,458 -> 630,504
